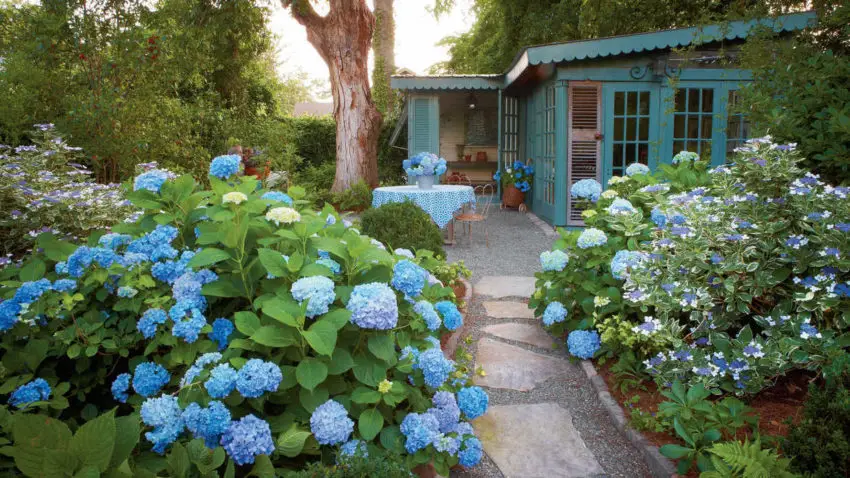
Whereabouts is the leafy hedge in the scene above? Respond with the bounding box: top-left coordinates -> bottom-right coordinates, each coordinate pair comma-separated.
361,202 -> 446,259
0,162 -> 485,475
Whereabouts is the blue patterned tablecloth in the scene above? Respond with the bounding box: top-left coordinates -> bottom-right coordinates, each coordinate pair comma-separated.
372,185 -> 475,229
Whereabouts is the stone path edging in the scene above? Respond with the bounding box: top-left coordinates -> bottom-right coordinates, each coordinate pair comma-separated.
580,360 -> 677,478
526,212 -> 559,237
441,277 -> 474,360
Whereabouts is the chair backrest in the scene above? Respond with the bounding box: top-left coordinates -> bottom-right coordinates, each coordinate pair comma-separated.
474,183 -> 495,218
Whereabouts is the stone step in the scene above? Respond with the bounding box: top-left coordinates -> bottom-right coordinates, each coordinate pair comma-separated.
482,322 -> 555,349
474,276 -> 536,299
474,402 -> 605,478
474,338 -> 568,392
482,301 -> 535,319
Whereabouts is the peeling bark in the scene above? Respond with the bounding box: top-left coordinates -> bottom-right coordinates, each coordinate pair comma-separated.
283,0 -> 382,192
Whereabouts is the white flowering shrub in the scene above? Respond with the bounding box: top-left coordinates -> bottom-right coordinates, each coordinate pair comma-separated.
0,125 -> 135,257
0,160 -> 486,475
533,139 -> 850,395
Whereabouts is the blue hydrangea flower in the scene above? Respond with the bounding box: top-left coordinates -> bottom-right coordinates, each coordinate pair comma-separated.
391,260 -> 427,299
433,434 -> 460,455
182,401 -> 231,449
111,373 -> 131,403
0,300 -> 22,331
127,225 -> 179,262
134,170 -> 170,193
435,301 -> 462,331
261,191 -> 293,205
400,346 -> 420,367
457,386 -> 488,420
316,257 -> 341,274
606,198 -> 637,216
209,155 -> 241,179
577,228 -> 608,249
570,179 -> 602,202
98,233 -> 133,250
12,279 -> 52,306
291,276 -> 336,318
310,400 -> 354,445
394,248 -> 415,258
137,308 -> 168,339
458,437 -> 483,467
625,163 -> 650,176
220,414 -> 274,465
181,352 -> 222,387
339,439 -> 368,459
236,359 -> 282,398
672,151 -> 699,164
567,330 -> 600,359
205,364 -> 237,399
400,412 -> 441,453
542,301 -> 567,326
117,286 -> 138,298
415,300 -> 441,331
428,391 -> 461,432
610,250 -> 645,280
9,378 -> 51,408
348,282 -> 398,330
651,207 -> 667,228
132,362 -> 171,397
418,348 -> 454,388
140,395 -> 184,454
171,307 -> 207,344
210,318 -> 234,351
52,279 -> 77,293
451,422 -> 474,437
540,250 -> 569,272
151,251 -> 195,284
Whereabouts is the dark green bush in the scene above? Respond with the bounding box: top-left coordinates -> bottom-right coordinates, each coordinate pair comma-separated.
361,201 -> 445,258
782,376 -> 850,477
332,181 -> 372,212
282,452 -> 411,478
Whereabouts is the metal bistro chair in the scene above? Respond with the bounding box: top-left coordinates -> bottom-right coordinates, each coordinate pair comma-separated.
455,183 -> 494,247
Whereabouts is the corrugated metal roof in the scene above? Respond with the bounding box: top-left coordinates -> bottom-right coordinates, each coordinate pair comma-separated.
391,12 -> 816,91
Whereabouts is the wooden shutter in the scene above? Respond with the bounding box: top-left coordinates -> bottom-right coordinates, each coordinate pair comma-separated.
567,82 -> 601,226
409,96 -> 438,154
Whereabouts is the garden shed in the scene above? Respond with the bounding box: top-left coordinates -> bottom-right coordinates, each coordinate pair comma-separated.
391,11 -> 816,227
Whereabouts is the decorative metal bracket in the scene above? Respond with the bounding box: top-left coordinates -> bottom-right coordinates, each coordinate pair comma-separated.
629,66 -> 650,79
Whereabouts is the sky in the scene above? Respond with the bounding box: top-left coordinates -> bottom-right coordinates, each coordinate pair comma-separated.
268,1 -> 474,101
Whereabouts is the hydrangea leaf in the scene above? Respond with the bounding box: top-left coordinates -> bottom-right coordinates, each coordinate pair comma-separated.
358,408 -> 384,441
251,325 -> 299,348
187,248 -> 232,268
296,358 -> 328,391
350,386 -> 381,404
326,349 -> 354,375
352,354 -> 387,387
367,335 -> 396,364
262,298 -> 301,328
109,415 -> 140,470
19,258 -> 46,282
11,414 -> 73,478
257,249 -> 289,278
277,425 -> 312,458
299,386 -> 329,413
69,410 -> 116,472
302,320 -> 338,356
233,311 -> 261,336
379,425 -> 404,454
322,309 -> 352,331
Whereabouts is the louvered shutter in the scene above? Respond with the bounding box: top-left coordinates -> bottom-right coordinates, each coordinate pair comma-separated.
409,96 -> 438,154
567,82 -> 601,226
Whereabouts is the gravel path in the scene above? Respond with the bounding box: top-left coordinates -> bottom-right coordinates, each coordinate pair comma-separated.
445,209 -> 553,280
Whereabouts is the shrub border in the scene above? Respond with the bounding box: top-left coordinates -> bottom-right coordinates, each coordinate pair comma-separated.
580,360 -> 676,478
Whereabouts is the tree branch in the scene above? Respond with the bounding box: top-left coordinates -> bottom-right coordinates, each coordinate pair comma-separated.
281,0 -> 325,31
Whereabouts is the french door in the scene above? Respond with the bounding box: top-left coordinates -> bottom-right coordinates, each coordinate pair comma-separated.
601,84 -> 660,186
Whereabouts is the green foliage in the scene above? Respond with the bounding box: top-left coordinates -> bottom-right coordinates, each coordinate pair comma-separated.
282,451 -> 411,478
609,350 -> 650,394
781,376 -> 850,477
332,181 -> 373,212
361,201 -> 446,258
428,260 -> 471,289
739,3 -> 850,182
701,437 -> 799,478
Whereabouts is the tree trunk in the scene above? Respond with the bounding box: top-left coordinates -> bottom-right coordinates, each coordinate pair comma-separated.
372,0 -> 395,115
283,0 -> 382,192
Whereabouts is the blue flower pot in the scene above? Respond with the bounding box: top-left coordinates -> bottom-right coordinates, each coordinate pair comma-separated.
417,175 -> 436,190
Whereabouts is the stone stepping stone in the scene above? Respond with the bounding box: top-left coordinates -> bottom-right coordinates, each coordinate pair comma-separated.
475,276 -> 536,299
474,338 -> 567,391
474,403 -> 605,478
482,301 -> 535,319
482,322 -> 554,349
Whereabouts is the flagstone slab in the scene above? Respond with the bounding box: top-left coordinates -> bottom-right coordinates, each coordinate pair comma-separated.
482,301 -> 536,319
474,403 -> 605,478
475,276 -> 536,299
482,322 -> 554,349
474,338 -> 567,391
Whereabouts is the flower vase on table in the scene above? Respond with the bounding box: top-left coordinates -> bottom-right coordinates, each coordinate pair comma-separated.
404,152 -> 448,190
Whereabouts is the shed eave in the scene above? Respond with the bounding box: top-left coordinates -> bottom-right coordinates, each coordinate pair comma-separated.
390,76 -> 503,91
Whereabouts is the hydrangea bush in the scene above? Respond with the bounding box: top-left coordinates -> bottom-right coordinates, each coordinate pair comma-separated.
493,160 -> 534,193
0,157 -> 486,475
0,125 -> 135,257
531,139 -> 849,395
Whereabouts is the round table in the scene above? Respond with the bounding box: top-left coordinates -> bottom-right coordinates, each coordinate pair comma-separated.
371,185 -> 476,229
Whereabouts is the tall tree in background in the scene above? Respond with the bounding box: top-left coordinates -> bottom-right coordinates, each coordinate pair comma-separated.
372,0 -> 395,116
282,0 -> 382,191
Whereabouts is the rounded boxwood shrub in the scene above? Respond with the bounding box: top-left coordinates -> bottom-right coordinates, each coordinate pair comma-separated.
361,201 -> 445,258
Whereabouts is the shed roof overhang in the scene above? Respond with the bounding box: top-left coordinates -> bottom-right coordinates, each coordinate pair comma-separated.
391,11 -> 816,92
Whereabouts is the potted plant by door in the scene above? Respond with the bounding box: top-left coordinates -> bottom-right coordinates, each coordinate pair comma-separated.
494,160 -> 534,208
405,152 -> 448,189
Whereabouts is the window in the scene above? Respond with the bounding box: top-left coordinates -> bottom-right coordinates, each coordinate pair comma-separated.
673,88 -> 714,158
502,96 -> 519,170
726,90 -> 750,158
611,91 -> 651,177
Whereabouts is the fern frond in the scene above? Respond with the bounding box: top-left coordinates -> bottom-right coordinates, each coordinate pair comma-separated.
705,437 -> 800,478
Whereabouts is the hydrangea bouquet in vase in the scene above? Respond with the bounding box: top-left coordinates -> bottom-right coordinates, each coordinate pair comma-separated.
494,160 -> 534,208
405,152 -> 448,190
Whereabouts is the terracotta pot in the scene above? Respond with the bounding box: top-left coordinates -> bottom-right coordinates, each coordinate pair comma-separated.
475,151 -> 488,162
502,184 -> 525,208
464,154 -> 472,162
412,463 -> 439,478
